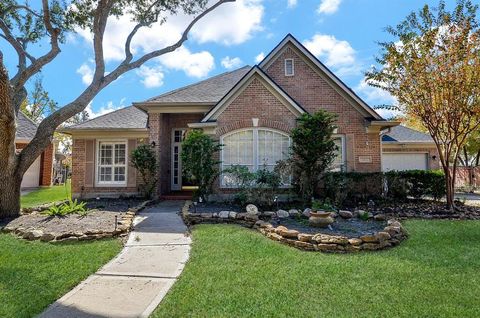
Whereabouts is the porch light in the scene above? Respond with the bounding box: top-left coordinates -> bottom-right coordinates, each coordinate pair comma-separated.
151,141 -> 156,147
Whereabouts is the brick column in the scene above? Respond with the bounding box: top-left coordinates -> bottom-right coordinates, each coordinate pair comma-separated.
40,143 -> 54,186
148,113 -> 163,196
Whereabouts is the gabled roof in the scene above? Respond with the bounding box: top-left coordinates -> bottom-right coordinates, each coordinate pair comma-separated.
259,34 -> 383,120
138,66 -> 251,105
62,106 -> 148,131
16,112 -> 38,140
201,66 -> 306,122
382,125 -> 434,143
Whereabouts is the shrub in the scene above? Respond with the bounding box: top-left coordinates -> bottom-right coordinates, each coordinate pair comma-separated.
181,130 -> 222,201
320,170 -> 446,207
223,165 -> 282,208
43,199 -> 88,217
130,144 -> 157,198
289,111 -> 338,204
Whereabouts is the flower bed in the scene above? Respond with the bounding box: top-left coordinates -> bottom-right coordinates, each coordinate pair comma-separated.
182,201 -> 407,253
2,199 -> 153,242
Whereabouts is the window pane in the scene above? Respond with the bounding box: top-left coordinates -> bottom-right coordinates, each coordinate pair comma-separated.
99,167 -> 112,181
100,144 -> 113,165
115,144 -> 126,164
223,130 -> 253,165
258,130 -> 289,168
114,167 -> 125,182
331,138 -> 344,171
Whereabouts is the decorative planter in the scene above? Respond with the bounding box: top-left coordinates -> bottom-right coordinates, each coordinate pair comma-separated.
309,211 -> 334,228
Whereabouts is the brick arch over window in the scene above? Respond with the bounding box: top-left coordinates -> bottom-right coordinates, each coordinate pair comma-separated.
215,119 -> 294,138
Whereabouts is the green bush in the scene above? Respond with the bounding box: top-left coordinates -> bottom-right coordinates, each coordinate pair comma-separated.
43,199 -> 88,217
223,165 -> 282,208
130,144 -> 157,198
320,170 -> 446,207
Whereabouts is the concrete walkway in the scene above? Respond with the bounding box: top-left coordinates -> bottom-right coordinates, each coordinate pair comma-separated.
39,201 -> 191,318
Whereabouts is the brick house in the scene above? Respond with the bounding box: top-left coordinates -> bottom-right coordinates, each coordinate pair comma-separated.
62,34 -> 438,199
16,112 -> 54,188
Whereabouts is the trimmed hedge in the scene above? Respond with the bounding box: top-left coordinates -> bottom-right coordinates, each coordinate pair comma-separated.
320,170 -> 445,206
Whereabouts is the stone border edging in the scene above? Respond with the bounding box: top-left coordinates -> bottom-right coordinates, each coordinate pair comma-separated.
181,201 -> 408,253
3,199 -> 154,243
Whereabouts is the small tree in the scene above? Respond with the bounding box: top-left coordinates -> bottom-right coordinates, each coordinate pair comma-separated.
130,144 -> 157,198
181,130 -> 222,201
366,0 -> 480,209
289,110 -> 338,204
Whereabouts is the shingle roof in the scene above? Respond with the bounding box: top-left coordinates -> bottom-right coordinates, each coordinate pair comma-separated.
65,106 -> 148,130
382,125 -> 434,143
16,112 -> 38,140
142,66 -> 251,104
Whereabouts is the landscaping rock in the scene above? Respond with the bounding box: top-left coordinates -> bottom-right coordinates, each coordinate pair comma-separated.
312,234 -> 348,245
278,229 -> 299,239
339,210 -> 353,219
302,208 -> 312,218
360,234 -> 379,243
374,214 -> 386,221
276,210 -> 289,218
40,233 -> 55,242
267,232 -> 282,241
246,204 -> 259,215
316,243 -> 343,252
229,211 -> 237,219
294,241 -> 314,250
298,233 -> 314,242
262,211 -> 276,217
288,209 -> 300,217
219,211 -> 230,219
348,238 -> 362,246
375,231 -> 391,242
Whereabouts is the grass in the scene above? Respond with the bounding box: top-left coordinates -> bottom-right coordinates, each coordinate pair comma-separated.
0,233 -> 122,318
153,220 -> 480,318
21,180 -> 71,208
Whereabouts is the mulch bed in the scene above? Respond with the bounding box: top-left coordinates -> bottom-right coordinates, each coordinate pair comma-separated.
1,199 -> 151,242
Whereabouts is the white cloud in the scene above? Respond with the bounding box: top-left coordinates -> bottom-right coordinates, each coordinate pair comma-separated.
221,56 -> 243,69
287,0 -> 298,8
303,34 -> 360,76
160,47 -> 214,78
317,0 -> 342,14
76,63 -> 93,85
255,52 -> 265,63
192,0 -> 264,45
136,65 -> 164,88
85,98 -> 127,119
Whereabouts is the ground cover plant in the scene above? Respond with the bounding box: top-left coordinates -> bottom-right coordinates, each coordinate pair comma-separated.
0,234 -> 121,318
153,221 -> 480,318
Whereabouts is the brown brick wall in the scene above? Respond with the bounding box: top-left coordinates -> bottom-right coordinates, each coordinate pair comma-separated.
264,45 -> 382,172
71,137 -> 146,198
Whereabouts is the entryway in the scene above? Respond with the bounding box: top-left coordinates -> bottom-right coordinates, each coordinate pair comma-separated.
171,129 -> 197,192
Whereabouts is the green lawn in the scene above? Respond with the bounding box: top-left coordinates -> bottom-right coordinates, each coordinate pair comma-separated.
153,220 -> 480,318
0,234 -> 121,318
21,180 -> 71,208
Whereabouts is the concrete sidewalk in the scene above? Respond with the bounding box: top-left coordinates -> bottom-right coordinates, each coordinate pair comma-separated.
39,201 -> 191,318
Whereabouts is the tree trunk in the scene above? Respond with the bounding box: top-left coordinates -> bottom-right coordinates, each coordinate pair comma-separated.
0,169 -> 22,219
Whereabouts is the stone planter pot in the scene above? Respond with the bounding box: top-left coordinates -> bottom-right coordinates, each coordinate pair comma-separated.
309,211 -> 334,228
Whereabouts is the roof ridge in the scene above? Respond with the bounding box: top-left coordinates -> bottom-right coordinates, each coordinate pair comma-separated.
67,105 -> 133,128
143,65 -> 251,103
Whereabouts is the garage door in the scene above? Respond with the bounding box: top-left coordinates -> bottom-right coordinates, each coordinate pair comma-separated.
382,153 -> 428,172
21,156 -> 41,188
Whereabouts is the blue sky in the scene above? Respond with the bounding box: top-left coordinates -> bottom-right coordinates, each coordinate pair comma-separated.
1,0 -> 458,119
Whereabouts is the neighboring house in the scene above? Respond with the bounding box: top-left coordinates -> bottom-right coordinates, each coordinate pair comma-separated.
16,112 -> 54,188
381,125 -> 440,172
62,34 -> 436,199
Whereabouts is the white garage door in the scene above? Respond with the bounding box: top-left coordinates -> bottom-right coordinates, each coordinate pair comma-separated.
21,156 -> 41,188
382,153 -> 428,172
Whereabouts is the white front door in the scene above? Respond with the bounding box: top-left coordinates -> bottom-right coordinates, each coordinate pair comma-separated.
171,129 -> 186,190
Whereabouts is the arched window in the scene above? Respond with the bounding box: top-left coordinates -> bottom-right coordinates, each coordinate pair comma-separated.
221,128 -> 291,186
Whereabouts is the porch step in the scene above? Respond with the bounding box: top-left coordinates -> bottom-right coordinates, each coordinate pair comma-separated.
160,191 -> 193,200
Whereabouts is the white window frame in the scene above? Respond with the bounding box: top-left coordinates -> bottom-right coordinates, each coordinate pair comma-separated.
220,128 -> 291,188
95,139 -> 128,187
331,135 -> 346,172
284,58 -> 294,76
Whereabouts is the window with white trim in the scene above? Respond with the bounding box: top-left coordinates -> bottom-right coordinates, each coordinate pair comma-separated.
221,128 -> 291,187
97,141 -> 127,185
331,136 -> 346,171
285,58 -> 294,76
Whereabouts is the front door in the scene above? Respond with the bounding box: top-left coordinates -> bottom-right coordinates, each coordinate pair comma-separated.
171,129 -> 186,191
